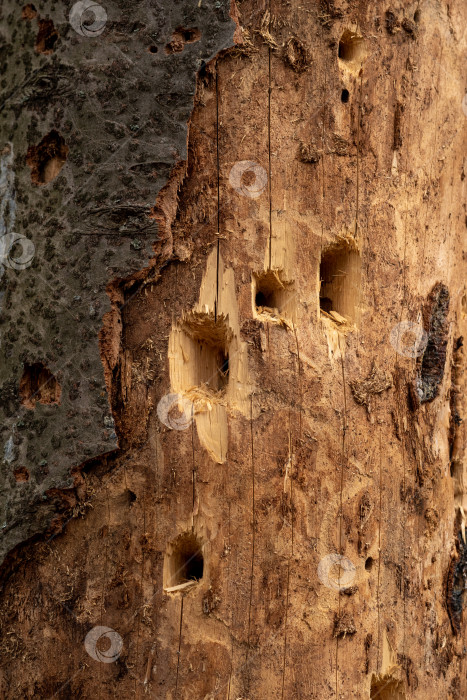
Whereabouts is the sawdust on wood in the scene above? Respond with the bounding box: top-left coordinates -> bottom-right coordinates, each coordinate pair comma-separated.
350,364 -> 393,414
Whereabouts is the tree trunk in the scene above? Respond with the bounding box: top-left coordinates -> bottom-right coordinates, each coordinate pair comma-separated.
0,0 -> 466,698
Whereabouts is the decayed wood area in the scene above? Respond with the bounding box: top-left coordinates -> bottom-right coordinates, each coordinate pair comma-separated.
0,0 -> 466,698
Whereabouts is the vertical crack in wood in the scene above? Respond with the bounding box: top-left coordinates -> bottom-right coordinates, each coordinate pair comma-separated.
245,394 -> 256,682
226,498 -> 233,700
336,331 -> 348,696
399,41 -> 415,315
98,488 -> 111,700
320,17 -> 327,258
399,35 -> 421,663
215,64 -> 221,323
134,501 -> 146,696
268,2 -> 273,270
281,409 -> 294,699
191,408 -> 196,529
376,425 -> 383,671
355,71 -> 362,237
418,47 -> 443,297
174,596 -> 184,698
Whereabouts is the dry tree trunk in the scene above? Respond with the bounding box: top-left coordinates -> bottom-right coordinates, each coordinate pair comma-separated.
0,0 -> 466,698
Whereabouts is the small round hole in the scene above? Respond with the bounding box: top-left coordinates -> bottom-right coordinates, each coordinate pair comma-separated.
148,45 -> 158,54
341,89 -> 350,103
365,557 -> 374,571
126,489 -> 137,503
182,28 -> 199,42
338,30 -> 366,66
164,532 -> 204,590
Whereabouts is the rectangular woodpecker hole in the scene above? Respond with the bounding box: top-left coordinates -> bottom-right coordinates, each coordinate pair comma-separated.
178,312 -> 232,395
253,269 -> 295,321
370,676 -> 406,699
338,29 -> 367,67
19,362 -> 61,409
163,532 -> 204,591
195,340 -> 229,392
319,243 -> 361,324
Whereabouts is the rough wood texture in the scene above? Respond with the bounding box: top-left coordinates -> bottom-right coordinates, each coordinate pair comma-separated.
0,0 -> 466,698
